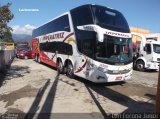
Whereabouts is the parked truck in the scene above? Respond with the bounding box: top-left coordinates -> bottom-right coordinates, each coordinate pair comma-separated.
132,32 -> 160,71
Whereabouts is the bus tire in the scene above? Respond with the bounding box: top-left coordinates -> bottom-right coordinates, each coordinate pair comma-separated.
35,54 -> 38,62
136,60 -> 145,71
67,61 -> 74,78
34,54 -> 37,61
57,59 -> 64,74
37,55 -> 41,63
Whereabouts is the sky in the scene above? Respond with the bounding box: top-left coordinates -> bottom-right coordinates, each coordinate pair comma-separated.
1,0 -> 160,35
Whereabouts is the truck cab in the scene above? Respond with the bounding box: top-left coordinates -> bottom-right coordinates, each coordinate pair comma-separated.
132,32 -> 160,71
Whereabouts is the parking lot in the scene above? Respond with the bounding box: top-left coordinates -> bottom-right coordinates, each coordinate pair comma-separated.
0,58 -> 158,119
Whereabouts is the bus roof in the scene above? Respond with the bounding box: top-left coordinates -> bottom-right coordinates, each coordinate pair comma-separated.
70,4 -> 114,11
33,4 -> 116,33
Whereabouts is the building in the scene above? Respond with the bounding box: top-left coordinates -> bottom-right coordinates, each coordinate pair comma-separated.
130,27 -> 150,43
130,27 -> 160,41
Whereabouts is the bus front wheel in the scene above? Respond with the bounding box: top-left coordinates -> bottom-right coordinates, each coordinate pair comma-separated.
57,60 -> 63,74
67,62 -> 74,78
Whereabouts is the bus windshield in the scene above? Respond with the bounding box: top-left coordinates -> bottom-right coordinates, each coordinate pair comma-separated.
96,35 -> 132,64
92,6 -> 130,33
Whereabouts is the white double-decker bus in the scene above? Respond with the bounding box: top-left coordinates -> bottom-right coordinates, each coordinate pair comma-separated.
32,4 -> 133,83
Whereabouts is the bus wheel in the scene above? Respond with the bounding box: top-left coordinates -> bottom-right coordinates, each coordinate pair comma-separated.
34,54 -> 37,61
67,62 -> 74,78
35,55 -> 38,62
136,60 -> 145,71
37,55 -> 41,63
57,60 -> 63,74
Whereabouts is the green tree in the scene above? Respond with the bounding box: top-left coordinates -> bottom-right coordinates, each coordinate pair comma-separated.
0,3 -> 14,42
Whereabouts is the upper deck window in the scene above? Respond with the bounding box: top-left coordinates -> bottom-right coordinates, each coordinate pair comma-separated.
71,5 -> 93,28
92,5 -> 130,33
32,15 -> 70,37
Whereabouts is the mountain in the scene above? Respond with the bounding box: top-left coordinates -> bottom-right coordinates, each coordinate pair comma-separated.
12,34 -> 32,44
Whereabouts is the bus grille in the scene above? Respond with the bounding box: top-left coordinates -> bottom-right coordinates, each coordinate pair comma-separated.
106,69 -> 131,74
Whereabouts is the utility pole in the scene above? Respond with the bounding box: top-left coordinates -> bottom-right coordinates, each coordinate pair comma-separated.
156,64 -> 160,119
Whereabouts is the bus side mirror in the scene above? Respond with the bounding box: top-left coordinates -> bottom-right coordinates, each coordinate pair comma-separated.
143,46 -> 147,51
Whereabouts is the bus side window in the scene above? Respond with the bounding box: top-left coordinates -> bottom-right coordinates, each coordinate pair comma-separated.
49,42 -> 73,55
71,6 -> 93,27
41,43 -> 44,51
33,15 -> 70,38
64,43 -> 73,55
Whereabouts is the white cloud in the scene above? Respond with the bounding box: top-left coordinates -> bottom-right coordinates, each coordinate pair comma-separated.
11,24 -> 35,35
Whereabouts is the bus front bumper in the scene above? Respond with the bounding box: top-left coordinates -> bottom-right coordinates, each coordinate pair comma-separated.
89,69 -> 133,83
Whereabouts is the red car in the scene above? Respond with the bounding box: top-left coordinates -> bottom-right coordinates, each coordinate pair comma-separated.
17,49 -> 32,59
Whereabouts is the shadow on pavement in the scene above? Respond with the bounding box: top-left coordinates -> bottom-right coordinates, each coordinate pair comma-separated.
88,83 -> 154,113
24,63 -> 155,119
85,85 -> 110,119
25,73 -> 60,119
145,93 -> 156,100
26,79 -> 51,119
0,72 -> 6,87
67,76 -> 155,118
0,65 -> 30,87
37,73 -> 59,119
134,69 -> 158,73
